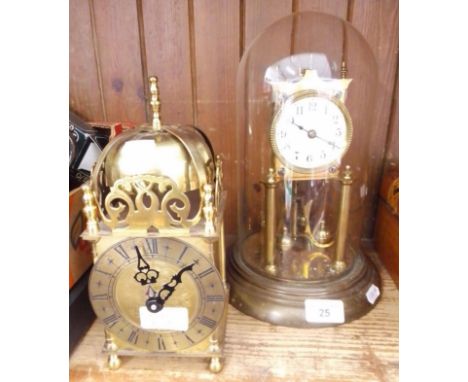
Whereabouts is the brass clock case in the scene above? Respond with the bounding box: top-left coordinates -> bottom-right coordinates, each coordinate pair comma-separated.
82,76 -> 228,373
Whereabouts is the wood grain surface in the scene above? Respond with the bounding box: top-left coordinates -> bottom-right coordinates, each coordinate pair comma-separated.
142,0 -> 194,126
70,253 -> 398,382
69,0 -> 104,121
296,0 -> 348,18
91,0 -> 146,123
385,72 -> 399,163
244,0 -> 292,48
350,0 -> 399,236
192,0 -> 240,235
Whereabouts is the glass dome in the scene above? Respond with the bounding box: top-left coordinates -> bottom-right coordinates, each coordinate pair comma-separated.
229,12 -> 381,327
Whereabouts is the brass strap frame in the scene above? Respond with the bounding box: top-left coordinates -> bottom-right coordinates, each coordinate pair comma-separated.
334,165 -> 353,272
263,168 -> 278,274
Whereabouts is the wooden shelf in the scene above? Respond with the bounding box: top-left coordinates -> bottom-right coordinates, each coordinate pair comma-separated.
70,255 -> 398,381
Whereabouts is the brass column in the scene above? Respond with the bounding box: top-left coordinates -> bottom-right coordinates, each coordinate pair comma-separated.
290,183 -> 298,239
334,166 -> 352,272
218,220 -> 226,284
264,168 -> 277,274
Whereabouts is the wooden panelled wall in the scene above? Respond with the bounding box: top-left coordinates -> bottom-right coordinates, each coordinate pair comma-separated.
70,0 -> 399,238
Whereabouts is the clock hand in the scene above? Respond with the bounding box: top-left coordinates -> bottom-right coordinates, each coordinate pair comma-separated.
146,285 -> 157,298
292,119 -> 342,148
133,246 -> 160,286
315,135 -> 341,149
292,120 -> 322,139
145,263 -> 195,313
291,118 -> 308,132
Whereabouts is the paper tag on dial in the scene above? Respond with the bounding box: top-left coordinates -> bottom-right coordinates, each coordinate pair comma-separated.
304,299 -> 345,324
139,306 -> 189,331
366,284 -> 380,305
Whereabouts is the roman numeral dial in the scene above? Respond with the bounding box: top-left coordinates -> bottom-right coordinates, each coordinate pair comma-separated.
88,237 -> 226,353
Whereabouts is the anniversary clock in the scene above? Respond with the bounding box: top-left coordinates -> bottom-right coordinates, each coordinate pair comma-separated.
82,77 -> 228,372
228,12 -> 381,327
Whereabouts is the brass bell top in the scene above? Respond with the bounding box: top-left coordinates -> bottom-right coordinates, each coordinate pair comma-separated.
89,76 -> 215,231
91,124 -> 214,202
102,128 -> 198,192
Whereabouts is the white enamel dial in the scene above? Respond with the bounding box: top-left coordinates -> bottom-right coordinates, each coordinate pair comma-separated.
271,92 -> 352,172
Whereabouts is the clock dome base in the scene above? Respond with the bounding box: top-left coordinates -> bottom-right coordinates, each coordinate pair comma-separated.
228,246 -> 381,328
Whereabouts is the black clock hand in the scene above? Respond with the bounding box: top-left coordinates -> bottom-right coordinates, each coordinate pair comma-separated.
292,118 -> 342,150
292,119 -> 322,139
315,135 -> 341,149
145,263 -> 195,313
293,120 -> 341,148
133,246 -> 159,286
291,118 -> 308,132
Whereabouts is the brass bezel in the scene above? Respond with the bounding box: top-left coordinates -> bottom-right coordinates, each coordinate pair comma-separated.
270,90 -> 353,174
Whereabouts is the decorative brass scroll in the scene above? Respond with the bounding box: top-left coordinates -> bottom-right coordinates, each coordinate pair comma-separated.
101,174 -> 200,230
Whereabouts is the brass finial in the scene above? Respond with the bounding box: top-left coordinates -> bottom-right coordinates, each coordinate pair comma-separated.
342,165 -> 353,184
82,183 -> 99,236
149,76 -> 161,131
266,168 -> 276,184
341,61 -> 348,79
203,184 -> 215,235
215,155 -> 224,184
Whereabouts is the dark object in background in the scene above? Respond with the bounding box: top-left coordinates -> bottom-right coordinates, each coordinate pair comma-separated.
69,268 -> 95,354
374,162 -> 399,287
69,111 -> 110,190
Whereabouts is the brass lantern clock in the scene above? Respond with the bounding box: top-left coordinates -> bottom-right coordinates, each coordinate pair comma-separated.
82,77 -> 228,372
228,12 -> 381,327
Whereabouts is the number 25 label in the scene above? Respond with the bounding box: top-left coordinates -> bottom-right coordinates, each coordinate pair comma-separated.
304,299 -> 345,324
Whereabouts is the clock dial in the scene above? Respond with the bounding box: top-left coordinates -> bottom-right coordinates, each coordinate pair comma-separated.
89,237 -> 226,352
271,91 -> 352,173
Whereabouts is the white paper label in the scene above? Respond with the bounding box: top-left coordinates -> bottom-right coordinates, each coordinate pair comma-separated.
139,306 -> 189,331
366,284 -> 380,305
78,142 -> 101,171
304,299 -> 345,324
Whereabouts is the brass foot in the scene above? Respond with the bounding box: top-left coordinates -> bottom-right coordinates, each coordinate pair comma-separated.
265,264 -> 277,275
108,353 -> 121,370
333,260 -> 346,273
209,356 -> 222,373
